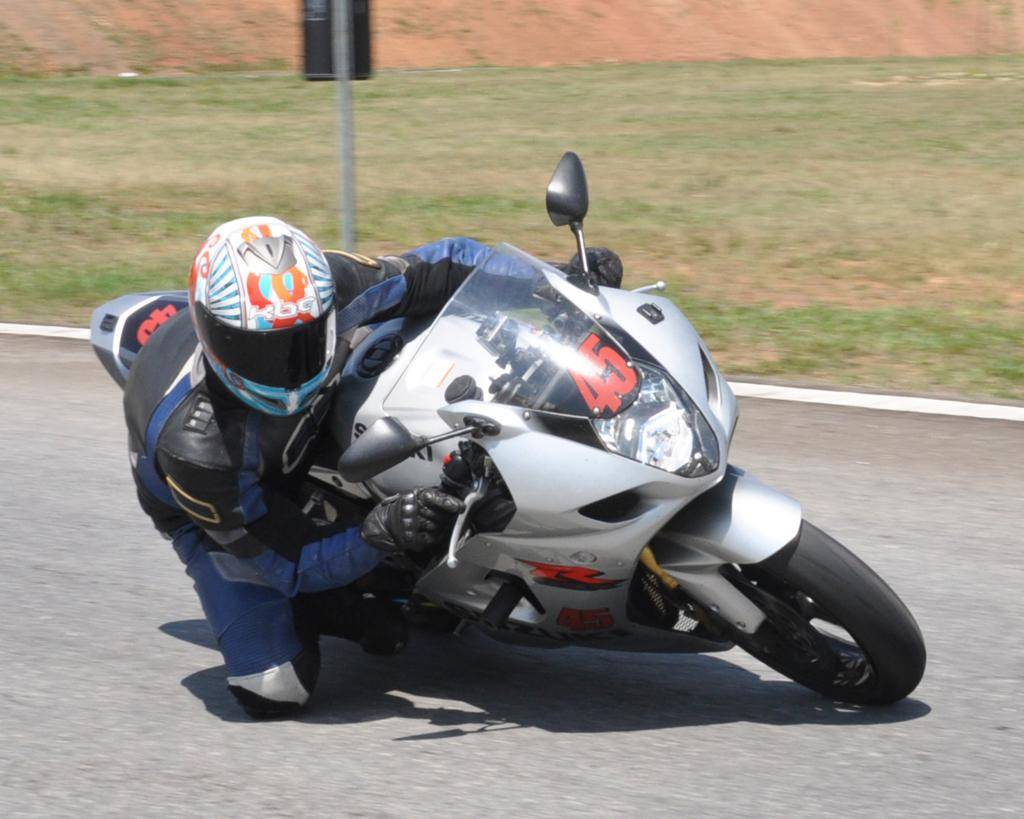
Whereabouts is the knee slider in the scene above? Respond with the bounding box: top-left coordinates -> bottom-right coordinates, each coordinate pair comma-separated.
227,646 -> 320,718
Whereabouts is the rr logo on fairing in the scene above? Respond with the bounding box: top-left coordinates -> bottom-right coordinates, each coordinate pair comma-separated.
518,560 -> 625,590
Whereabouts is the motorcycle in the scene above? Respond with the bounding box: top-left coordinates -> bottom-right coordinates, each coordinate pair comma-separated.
92,152 -> 925,705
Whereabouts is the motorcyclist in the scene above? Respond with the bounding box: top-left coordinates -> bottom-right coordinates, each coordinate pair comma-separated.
123,216 -> 622,718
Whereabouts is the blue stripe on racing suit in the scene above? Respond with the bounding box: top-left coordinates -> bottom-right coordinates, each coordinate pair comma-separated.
409,237 -> 538,282
406,237 -> 494,268
137,374 -> 193,507
335,275 -> 408,335
243,528 -> 384,598
237,413 -> 268,523
173,527 -> 305,677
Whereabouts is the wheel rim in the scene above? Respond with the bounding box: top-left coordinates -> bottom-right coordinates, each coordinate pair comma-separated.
726,567 -> 877,692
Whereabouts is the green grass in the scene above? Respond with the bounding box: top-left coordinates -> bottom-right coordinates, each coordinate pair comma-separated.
1,57 -> 1022,398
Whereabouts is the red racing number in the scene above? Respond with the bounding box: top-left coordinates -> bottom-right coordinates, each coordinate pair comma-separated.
557,607 -> 615,632
570,332 -> 638,415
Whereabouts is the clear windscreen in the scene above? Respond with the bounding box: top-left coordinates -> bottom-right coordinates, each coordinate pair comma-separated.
383,244 -> 640,419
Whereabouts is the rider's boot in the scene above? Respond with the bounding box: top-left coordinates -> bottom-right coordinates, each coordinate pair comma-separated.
293,588 -> 408,656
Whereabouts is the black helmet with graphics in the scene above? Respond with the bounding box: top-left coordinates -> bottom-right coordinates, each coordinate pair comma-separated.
189,216 -> 337,415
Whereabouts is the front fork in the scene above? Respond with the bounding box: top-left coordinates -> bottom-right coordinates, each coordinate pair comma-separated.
639,545 -> 766,635
639,465 -> 804,635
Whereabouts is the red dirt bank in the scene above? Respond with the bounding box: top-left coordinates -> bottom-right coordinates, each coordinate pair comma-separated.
1,0 -> 1022,75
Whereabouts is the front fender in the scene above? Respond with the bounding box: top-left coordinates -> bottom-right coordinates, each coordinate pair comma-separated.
652,465 -> 802,565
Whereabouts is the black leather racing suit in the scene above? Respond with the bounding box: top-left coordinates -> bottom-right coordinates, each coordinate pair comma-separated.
123,237 -> 493,713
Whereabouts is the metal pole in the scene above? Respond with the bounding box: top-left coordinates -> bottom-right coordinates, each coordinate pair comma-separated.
332,0 -> 355,250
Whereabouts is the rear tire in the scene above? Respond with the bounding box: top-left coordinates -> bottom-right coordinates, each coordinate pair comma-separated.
727,522 -> 925,705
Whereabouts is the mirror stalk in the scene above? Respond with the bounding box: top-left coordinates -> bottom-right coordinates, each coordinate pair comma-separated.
419,416 -> 500,449
338,415 -> 501,483
571,221 -> 590,275
568,220 -> 599,294
546,152 -> 598,294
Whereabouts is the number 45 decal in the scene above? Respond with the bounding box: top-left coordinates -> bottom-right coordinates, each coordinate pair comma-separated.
570,332 -> 639,416
558,607 -> 614,632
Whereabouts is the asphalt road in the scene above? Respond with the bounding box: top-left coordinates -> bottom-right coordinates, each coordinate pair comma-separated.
1,336 -> 1021,817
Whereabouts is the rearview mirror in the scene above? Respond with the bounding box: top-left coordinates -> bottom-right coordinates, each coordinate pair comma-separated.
546,151 -> 589,227
338,417 -> 423,483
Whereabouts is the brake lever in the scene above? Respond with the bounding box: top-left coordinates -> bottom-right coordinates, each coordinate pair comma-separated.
445,476 -> 489,569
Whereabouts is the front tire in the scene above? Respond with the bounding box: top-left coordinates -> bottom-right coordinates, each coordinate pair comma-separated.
726,522 -> 925,705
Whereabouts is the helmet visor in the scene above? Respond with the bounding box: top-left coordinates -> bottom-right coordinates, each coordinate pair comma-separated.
223,367 -> 329,416
194,305 -> 335,390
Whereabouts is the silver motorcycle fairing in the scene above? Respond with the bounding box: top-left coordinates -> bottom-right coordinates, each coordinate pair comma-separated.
643,465 -> 803,634
328,315 -> 449,498
331,245 -> 798,648
411,461 -> 801,644
344,247 -> 737,496
333,328 -> 744,650
417,538 -> 736,653
538,272 -> 739,445
652,465 -> 802,565
414,419 -> 800,638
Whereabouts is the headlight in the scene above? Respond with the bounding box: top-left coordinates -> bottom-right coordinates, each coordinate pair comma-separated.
593,363 -> 719,477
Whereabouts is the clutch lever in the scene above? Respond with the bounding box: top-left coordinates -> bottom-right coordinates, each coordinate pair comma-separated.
446,476 -> 489,569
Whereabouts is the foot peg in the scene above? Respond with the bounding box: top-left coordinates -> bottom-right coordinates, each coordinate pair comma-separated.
359,598 -> 409,656
482,580 -> 525,629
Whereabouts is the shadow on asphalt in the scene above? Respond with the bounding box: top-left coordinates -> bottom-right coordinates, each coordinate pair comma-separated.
160,618 -> 218,650
163,618 -> 931,736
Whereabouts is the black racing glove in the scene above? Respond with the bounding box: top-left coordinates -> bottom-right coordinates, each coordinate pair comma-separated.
565,247 -> 623,289
361,488 -> 465,554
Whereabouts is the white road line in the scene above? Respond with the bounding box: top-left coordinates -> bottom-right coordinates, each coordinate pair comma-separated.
1,322 -> 90,341
729,382 -> 1024,422
2,322 -> 1022,422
